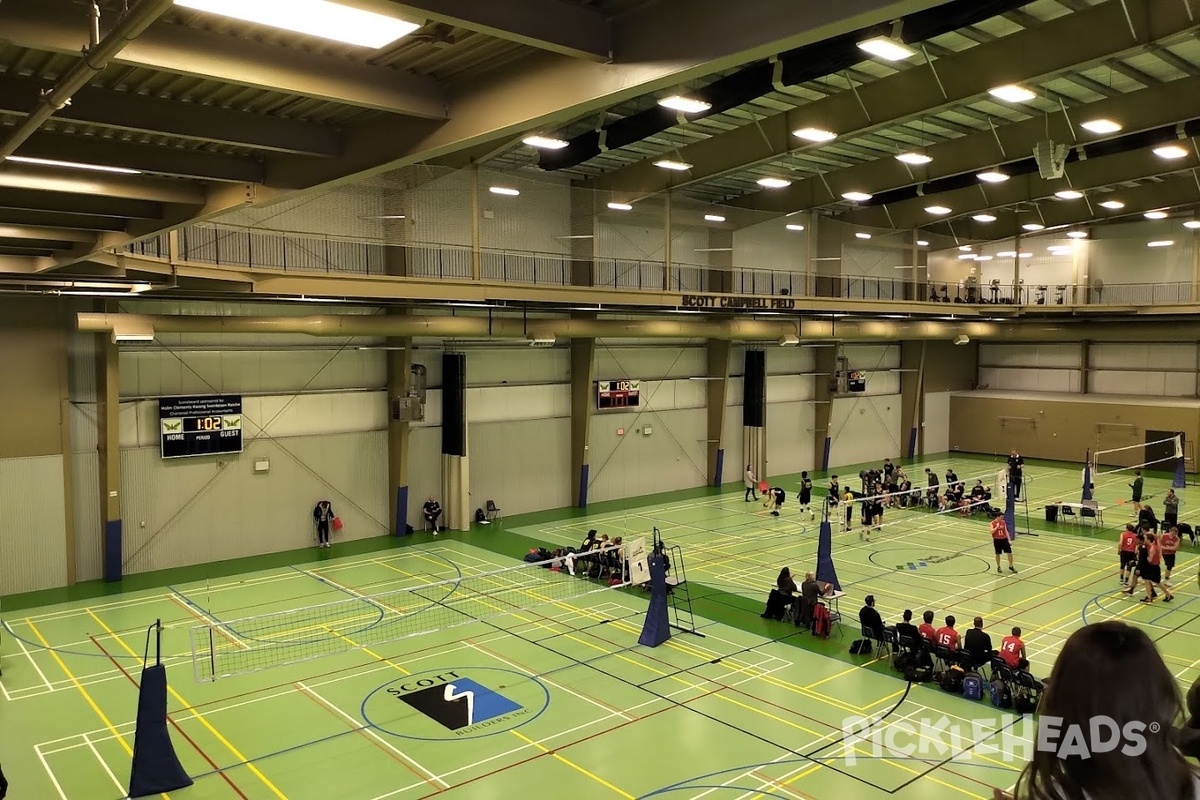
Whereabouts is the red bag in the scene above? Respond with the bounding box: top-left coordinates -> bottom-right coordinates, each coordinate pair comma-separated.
331,516 -> 343,531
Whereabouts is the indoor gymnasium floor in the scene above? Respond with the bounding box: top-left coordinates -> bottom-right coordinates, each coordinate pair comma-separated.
2,453 -> 1198,800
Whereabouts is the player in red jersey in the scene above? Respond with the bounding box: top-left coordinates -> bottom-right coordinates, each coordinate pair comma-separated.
999,626 -> 1029,670
918,610 -> 937,644
935,615 -> 960,651
1118,523 -> 1139,586
1161,526 -> 1181,585
990,510 -> 1016,574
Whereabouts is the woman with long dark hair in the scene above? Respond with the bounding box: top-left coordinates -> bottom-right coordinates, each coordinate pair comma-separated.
996,621 -> 1198,800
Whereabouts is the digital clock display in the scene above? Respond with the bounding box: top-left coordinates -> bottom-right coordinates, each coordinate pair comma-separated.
159,395 -> 243,459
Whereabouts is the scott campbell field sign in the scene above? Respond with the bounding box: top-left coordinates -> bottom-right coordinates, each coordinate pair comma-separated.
681,294 -> 797,310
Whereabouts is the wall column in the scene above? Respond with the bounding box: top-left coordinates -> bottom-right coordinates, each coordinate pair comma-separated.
900,341 -> 927,458
386,328 -> 413,536
1080,339 -> 1091,395
706,339 -> 731,486
96,330 -> 122,582
570,336 -> 596,507
743,349 -> 766,484
812,345 -> 837,470
441,353 -> 470,531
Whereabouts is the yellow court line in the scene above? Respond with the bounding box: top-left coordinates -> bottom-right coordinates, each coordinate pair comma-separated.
85,609 -> 289,800
25,618 -> 171,800
510,730 -> 635,799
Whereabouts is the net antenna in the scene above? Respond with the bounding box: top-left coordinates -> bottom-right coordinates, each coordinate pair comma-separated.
191,545 -> 631,681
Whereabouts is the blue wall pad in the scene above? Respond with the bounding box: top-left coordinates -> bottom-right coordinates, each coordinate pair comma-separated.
104,519 -> 122,583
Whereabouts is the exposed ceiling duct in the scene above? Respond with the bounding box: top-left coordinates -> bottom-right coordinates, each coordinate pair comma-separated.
77,312 -> 1200,344
537,0 -> 1029,172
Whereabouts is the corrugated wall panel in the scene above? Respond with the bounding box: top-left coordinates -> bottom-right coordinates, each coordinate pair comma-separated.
765,401 -> 817,478
0,455 -> 68,593
73,450 -> 101,582
588,407 -> 708,503
828,394 -> 903,467
408,426 -> 442,528
469,418 -> 571,516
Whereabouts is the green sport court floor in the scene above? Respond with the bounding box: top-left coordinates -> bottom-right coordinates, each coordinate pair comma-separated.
3,452 -> 1199,800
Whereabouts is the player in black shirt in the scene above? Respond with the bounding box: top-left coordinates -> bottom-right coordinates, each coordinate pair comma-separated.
769,486 -> 786,517
798,471 -> 814,521
423,496 -> 442,534
1007,449 -> 1024,499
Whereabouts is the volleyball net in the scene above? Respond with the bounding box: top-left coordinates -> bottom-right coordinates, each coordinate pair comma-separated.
189,544 -> 631,682
1091,434 -> 1183,477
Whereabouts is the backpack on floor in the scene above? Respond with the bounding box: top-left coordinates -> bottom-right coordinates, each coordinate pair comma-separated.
990,678 -> 1013,709
849,639 -> 870,655
893,651 -> 913,673
904,664 -> 932,683
1014,692 -> 1039,715
962,671 -> 984,701
812,604 -> 831,639
940,665 -> 965,694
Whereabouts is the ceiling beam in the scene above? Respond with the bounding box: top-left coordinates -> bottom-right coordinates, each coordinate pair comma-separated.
0,255 -> 42,273
0,208 -> 127,231
929,170 -> 1200,241
0,164 -> 206,204
584,0 -> 1196,199
18,131 -> 265,183
0,224 -> 96,244
385,0 -> 610,61
739,75 -> 1200,213
0,187 -> 164,219
0,0 -> 447,118
841,149 -> 1196,230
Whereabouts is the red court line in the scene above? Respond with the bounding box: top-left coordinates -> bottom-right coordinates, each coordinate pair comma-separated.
87,633 -> 250,800
292,682 -> 441,792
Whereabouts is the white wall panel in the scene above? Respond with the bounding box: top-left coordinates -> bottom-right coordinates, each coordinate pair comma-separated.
766,347 -> 817,375
979,343 -> 1082,368
0,455 -> 68,593
467,384 -> 570,423
1090,370 -> 1195,398
828,394 -> 903,467
469,418 -> 571,516
721,404 -> 744,486
766,374 -> 816,403
587,408 -> 708,502
594,346 -> 705,381
467,348 -> 569,386
843,344 -> 900,370
72,450 -> 102,582
121,348 -> 385,397
408,427 -> 442,527
478,170 -> 570,256
765,401 -> 816,477
733,216 -> 809,272
924,391 -> 952,454
1091,343 -> 1198,370
120,431 -> 388,574
979,367 -> 1082,392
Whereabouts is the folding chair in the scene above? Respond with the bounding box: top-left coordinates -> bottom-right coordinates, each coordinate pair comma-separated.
933,644 -> 955,673
1081,501 -> 1099,528
485,499 -> 502,523
783,599 -> 800,626
860,625 -> 889,658
1060,504 -> 1077,524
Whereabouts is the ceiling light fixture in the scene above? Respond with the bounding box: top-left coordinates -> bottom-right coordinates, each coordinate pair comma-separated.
522,135 -> 568,149
658,95 -> 711,114
1184,220 -> 1200,230
896,152 -> 932,165
757,177 -> 792,188
1145,210 -> 1168,220
1081,119 -> 1122,134
1067,230 -> 1089,239
785,224 -> 805,231
973,214 -> 997,222
654,159 -> 692,171
975,255 -> 993,261
1153,144 -> 1189,160
977,171 -> 1009,183
1021,222 -> 1045,231
996,251 -> 1016,258
958,253 -> 976,260
842,191 -> 872,202
607,202 -> 633,211
1055,189 -> 1084,199
704,214 -> 726,222
925,205 -> 951,215
793,127 -> 837,142
173,0 -> 421,48
488,186 -> 519,196
988,84 -> 1037,103
1148,240 -> 1174,248
4,155 -> 142,175
916,239 -> 929,246
1099,199 -> 1125,210
959,245 -> 973,252
855,232 -> 872,240
856,35 -> 917,61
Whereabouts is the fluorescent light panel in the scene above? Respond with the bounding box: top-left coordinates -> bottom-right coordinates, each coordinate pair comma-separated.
5,155 -> 141,175
1184,220 -> 1200,229
1145,210 -> 1168,219
1100,199 -> 1125,209
757,177 -> 792,188
959,245 -> 973,252
857,36 -> 916,61
658,95 -> 711,114
925,205 -> 951,215
916,240 -> 929,246
841,191 -> 872,202
855,232 -> 871,239
977,171 -> 1009,183
522,135 -> 568,149
489,186 -> 519,196
988,84 -> 1036,103
704,214 -> 726,222
654,159 -> 692,171
1067,230 -> 1088,238
1081,119 -> 1121,134
1148,240 -> 1174,248
1055,189 -> 1083,199
1021,222 -> 1045,231
607,202 -> 633,211
173,0 -> 421,48
896,152 -> 932,165
1154,144 -> 1189,159
785,224 -> 805,231
973,214 -> 997,222
793,127 -> 837,142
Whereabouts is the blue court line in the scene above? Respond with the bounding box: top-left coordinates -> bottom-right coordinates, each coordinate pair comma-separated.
1149,596 -> 1196,625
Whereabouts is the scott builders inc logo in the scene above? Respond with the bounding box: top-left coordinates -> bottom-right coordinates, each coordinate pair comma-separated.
391,671 -> 526,735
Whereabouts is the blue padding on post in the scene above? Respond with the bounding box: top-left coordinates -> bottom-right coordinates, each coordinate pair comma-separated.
815,520 -> 842,593
128,664 -> 193,798
103,519 -> 122,583
821,437 -> 832,471
907,427 -> 918,459
395,485 -> 409,536
1005,489 -> 1017,540
638,553 -> 671,648
578,464 -> 589,508
714,448 -> 725,488
1174,458 -> 1186,489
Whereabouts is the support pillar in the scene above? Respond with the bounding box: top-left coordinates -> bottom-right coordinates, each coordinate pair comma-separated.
812,345 -> 837,471
1080,339 -> 1091,395
387,330 -> 412,536
706,339 -> 731,486
96,329 -> 122,582
743,349 -> 766,485
441,353 -> 470,530
899,341 -> 927,459
570,337 -> 595,507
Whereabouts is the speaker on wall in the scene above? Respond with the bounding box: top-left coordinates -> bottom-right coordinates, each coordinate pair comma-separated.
441,353 -> 466,456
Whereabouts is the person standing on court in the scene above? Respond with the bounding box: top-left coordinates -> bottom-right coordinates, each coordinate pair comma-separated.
990,509 -> 1016,574
1130,468 -> 1144,509
744,465 -> 757,502
798,471 -> 814,521
1164,488 -> 1181,529
1006,448 -> 1024,500
312,499 -> 335,549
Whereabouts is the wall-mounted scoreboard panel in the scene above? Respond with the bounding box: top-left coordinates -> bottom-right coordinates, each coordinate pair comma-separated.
159,395 -> 243,459
597,380 -> 641,410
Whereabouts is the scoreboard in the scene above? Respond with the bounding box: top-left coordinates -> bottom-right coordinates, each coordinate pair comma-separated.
597,380 -> 640,410
159,395 -> 243,459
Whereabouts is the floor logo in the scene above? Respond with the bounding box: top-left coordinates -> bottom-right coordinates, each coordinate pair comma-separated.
395,674 -> 522,732
363,667 -> 550,741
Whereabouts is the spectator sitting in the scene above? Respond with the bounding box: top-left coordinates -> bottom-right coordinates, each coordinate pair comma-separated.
962,616 -> 994,668
798,571 -> 824,628
999,626 -> 1029,671
1000,621 -> 1199,800
423,495 -> 443,532
1173,674 -> 1200,759
935,615 -> 960,653
761,567 -> 798,621
858,595 -> 886,643
895,609 -> 921,644
918,610 -> 937,644
1138,504 -> 1160,534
